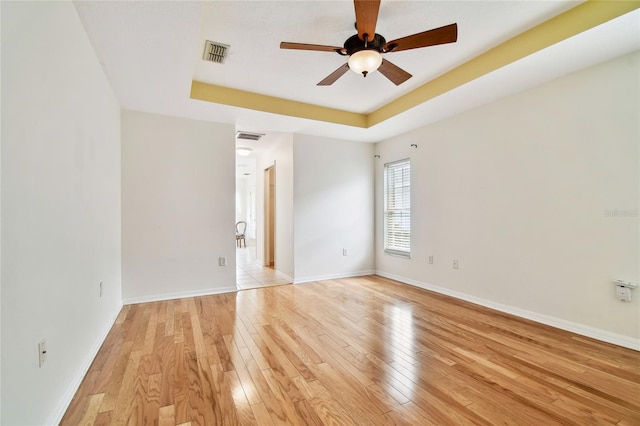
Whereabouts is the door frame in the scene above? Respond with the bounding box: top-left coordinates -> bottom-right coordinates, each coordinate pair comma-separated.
264,165 -> 275,267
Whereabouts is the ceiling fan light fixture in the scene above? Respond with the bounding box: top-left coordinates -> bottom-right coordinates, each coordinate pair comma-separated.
280,1 -> 458,86
348,49 -> 382,77
236,147 -> 253,156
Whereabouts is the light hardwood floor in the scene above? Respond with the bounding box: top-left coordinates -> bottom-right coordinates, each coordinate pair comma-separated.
61,275 -> 640,425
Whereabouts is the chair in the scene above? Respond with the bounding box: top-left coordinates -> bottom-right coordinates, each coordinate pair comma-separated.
235,221 -> 247,248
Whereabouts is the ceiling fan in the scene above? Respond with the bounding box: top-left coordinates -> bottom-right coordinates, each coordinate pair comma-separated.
280,0 -> 458,86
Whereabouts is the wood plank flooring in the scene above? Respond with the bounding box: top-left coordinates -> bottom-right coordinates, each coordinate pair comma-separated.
61,275 -> 640,425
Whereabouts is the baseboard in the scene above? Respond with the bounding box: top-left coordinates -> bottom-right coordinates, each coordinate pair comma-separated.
276,270 -> 294,282
294,270 -> 376,285
123,285 -> 238,305
48,302 -> 123,425
376,270 -> 640,351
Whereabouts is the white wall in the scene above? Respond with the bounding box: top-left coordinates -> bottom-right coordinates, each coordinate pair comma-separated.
121,110 -> 236,303
255,134 -> 294,279
375,52 -> 640,348
246,180 -> 257,240
1,2 -> 123,424
293,134 -> 375,282
236,175 -> 248,223
0,3 -> 3,418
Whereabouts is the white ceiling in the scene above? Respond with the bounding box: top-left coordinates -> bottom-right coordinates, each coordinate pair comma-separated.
193,0 -> 579,113
73,1 -> 639,144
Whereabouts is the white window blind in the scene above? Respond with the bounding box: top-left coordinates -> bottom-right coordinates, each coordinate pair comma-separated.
384,159 -> 411,257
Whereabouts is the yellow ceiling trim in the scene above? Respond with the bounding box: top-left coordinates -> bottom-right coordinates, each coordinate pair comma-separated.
191,0 -> 638,129
367,0 -> 640,127
190,81 -> 367,128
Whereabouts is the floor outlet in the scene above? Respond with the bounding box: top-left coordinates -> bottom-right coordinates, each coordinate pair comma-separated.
38,339 -> 47,367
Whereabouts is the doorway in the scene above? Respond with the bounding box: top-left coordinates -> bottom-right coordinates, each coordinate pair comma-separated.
264,165 -> 275,268
236,160 -> 286,290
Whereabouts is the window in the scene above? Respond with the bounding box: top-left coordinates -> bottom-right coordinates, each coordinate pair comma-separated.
384,159 -> 410,257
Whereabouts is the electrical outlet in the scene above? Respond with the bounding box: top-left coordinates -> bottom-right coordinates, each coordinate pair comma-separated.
99,281 -> 103,298
453,260 -> 459,269
343,249 -> 348,256
38,339 -> 47,367
219,256 -> 227,266
428,256 -> 433,264
616,286 -> 632,302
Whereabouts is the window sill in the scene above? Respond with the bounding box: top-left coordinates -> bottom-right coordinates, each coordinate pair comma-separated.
384,250 -> 411,259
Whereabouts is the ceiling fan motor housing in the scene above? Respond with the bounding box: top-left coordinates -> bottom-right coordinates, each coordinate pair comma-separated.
340,33 -> 387,56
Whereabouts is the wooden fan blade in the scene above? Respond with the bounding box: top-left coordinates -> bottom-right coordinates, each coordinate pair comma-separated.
354,0 -> 380,41
280,42 -> 343,53
317,63 -> 350,86
384,23 -> 457,52
377,59 -> 412,86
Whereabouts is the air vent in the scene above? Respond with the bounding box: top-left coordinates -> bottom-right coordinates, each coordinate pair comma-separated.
203,40 -> 229,64
236,131 -> 265,141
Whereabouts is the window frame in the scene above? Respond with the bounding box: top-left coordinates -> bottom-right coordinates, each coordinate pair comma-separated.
383,158 -> 411,258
